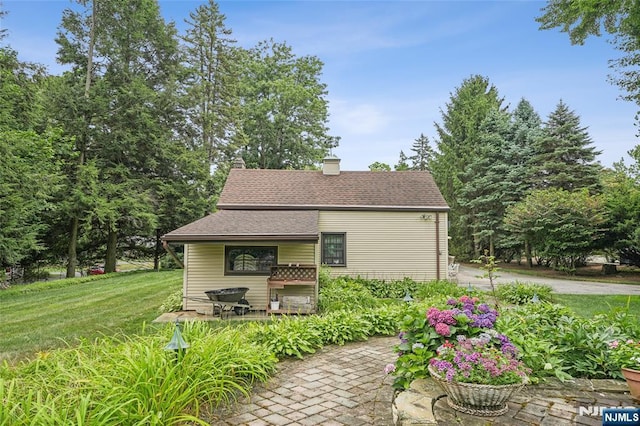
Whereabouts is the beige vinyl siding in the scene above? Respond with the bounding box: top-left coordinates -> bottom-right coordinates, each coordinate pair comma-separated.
317,210 -> 448,281
183,241 -> 316,313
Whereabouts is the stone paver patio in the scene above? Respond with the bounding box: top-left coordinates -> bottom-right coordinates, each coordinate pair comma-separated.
197,334 -> 637,425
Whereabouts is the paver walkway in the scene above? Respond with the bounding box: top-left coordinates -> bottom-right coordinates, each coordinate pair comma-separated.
201,332 -> 637,426
207,336 -> 397,426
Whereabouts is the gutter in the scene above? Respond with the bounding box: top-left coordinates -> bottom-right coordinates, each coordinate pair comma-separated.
162,240 -> 184,269
436,212 -> 441,280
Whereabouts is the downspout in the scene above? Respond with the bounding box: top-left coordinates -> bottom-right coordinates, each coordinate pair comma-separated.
435,212 -> 441,280
162,241 -> 185,269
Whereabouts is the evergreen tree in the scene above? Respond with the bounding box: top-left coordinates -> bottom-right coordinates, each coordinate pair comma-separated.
54,0 -> 193,272
501,98 -> 545,265
395,150 -> 410,171
430,75 -> 505,259
531,100 -> 602,193
458,109 -> 513,258
181,0 -> 240,164
408,133 -> 434,171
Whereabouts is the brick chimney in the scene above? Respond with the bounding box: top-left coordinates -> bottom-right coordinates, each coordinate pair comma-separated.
322,157 -> 340,175
232,156 -> 246,169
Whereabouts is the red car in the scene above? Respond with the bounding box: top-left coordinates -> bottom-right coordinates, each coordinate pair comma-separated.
88,265 -> 105,275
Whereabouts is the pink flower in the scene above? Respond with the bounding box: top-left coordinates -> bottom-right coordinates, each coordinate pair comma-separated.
435,323 -> 451,337
384,363 -> 396,374
609,340 -> 620,349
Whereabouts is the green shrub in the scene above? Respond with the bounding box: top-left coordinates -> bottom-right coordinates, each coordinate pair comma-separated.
245,316 -> 324,359
309,311 -> 371,345
496,281 -> 553,304
412,279 -> 470,300
159,289 -> 184,313
496,302 -> 632,381
357,277 -> 419,299
318,277 -> 379,312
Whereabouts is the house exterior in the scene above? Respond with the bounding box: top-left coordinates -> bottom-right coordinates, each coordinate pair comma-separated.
162,157 -> 449,314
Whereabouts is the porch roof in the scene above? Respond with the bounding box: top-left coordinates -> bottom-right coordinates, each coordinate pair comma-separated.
162,210 -> 319,242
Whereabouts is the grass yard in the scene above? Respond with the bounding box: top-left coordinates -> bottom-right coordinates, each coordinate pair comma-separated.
553,294 -> 640,319
0,270 -> 181,362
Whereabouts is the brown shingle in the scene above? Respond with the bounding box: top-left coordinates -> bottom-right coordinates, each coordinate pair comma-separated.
218,169 -> 449,211
162,210 -> 319,241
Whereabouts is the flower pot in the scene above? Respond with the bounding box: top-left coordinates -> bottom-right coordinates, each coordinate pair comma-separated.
270,301 -> 280,311
621,367 -> 640,401
428,365 -> 527,416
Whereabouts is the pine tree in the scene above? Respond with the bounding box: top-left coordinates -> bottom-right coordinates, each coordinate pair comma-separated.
430,75 -> 505,259
531,100 -> 602,193
395,150 -> 410,171
408,133 -> 434,171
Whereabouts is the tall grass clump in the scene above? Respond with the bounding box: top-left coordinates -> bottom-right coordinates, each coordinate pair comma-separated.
0,322 -> 276,425
496,281 -> 553,304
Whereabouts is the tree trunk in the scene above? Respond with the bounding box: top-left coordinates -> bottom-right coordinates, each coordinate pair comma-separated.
67,1 -> 96,279
525,240 -> 533,268
105,227 -> 118,272
66,217 -> 79,278
153,228 -> 161,271
489,235 -> 494,257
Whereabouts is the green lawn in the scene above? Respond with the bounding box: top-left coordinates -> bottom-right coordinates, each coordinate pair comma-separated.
553,294 -> 640,319
0,270 -> 181,362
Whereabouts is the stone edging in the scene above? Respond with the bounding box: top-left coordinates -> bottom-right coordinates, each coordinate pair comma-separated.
392,377 -> 630,426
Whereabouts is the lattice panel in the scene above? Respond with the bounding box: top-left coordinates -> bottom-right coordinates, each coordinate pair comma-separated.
269,264 -> 316,281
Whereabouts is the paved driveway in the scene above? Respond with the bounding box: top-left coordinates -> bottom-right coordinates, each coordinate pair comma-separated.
456,265 -> 640,295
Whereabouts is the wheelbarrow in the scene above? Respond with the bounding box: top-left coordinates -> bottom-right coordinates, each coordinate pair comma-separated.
204,287 -> 251,316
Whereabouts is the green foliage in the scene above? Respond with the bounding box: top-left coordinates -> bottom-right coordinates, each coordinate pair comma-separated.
537,1 -> 640,111
317,276 -> 380,312
413,279 -> 470,300
601,168 -> 640,266
430,74 -> 505,259
496,281 -> 553,305
159,289 -> 184,313
496,302 -> 636,381
530,100 -> 602,193
237,39 -> 338,169
308,310 -> 371,346
504,188 -> 607,271
351,276 -> 419,299
0,129 -> 62,266
246,316 -> 324,359
0,322 -> 276,425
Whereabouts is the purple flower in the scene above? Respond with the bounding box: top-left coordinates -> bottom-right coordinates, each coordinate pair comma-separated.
384,363 -> 396,374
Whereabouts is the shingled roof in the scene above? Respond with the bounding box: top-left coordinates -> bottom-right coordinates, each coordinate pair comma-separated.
162,210 -> 319,242
218,169 -> 449,211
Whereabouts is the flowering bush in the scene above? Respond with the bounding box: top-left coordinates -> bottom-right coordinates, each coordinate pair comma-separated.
429,331 -> 529,385
608,339 -> 640,371
390,295 -> 511,389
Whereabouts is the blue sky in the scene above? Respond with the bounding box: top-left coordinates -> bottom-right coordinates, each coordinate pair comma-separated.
2,0 -> 638,170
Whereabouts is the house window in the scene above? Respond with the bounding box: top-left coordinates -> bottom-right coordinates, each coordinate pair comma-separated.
225,246 -> 277,275
322,233 -> 346,266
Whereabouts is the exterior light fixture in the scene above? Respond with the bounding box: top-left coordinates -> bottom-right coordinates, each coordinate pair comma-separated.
531,293 -> 540,303
467,283 -> 473,294
403,292 -> 414,303
164,320 -> 189,361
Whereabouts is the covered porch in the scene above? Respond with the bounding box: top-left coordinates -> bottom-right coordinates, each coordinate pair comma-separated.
162,210 -> 320,314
